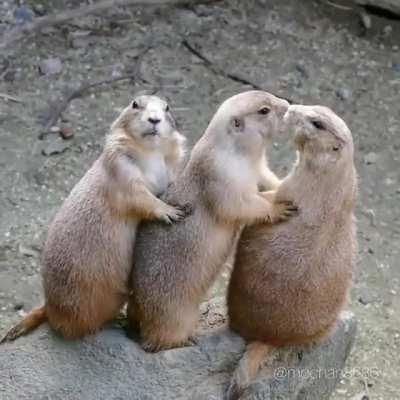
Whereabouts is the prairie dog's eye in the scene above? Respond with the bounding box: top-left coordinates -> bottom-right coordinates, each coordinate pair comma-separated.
311,120 -> 325,130
165,104 -> 170,112
258,107 -> 270,115
132,101 -> 139,109
234,118 -> 241,128
332,146 -> 340,152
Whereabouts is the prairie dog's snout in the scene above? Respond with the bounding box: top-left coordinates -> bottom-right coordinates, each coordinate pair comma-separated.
141,99 -> 165,128
284,105 -> 312,136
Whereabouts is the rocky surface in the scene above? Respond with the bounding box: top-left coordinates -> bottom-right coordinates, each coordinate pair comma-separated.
355,0 -> 400,15
0,312 -> 356,400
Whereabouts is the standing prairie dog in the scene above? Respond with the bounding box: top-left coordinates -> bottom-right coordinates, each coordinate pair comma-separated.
1,95 -> 186,342
226,105 -> 358,399
128,90 -> 296,352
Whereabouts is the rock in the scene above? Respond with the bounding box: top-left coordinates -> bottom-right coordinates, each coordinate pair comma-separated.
336,88 -> 352,101
364,152 -> 377,165
358,288 -> 375,305
42,138 -> 70,156
354,0 -> 400,16
18,243 -> 40,258
59,126 -> 74,140
14,6 -> 34,24
0,312 -> 356,400
38,58 -> 63,76
13,302 -> 24,311
392,63 -> 400,72
359,10 -> 372,30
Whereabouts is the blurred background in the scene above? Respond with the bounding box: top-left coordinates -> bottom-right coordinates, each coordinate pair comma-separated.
0,0 -> 399,398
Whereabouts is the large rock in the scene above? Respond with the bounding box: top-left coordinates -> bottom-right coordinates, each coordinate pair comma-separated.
0,312 -> 356,400
354,0 -> 400,15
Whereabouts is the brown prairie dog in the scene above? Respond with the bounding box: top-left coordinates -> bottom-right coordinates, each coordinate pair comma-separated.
226,105 -> 358,400
1,95 -> 186,342
128,90 -> 296,352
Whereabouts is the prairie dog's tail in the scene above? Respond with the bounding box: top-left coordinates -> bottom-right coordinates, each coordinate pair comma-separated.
0,305 -> 46,344
226,341 -> 271,400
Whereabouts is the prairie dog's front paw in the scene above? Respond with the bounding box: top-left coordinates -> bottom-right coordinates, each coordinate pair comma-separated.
157,205 -> 186,224
266,201 -> 298,223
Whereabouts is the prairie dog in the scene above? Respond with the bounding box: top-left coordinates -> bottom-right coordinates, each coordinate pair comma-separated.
128,90 -> 295,352
226,105 -> 358,399
1,95 -> 186,342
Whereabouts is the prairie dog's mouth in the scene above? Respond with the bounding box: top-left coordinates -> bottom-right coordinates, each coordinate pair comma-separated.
142,128 -> 159,137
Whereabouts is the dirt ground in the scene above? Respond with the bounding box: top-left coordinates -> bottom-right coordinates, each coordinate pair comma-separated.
0,0 -> 399,398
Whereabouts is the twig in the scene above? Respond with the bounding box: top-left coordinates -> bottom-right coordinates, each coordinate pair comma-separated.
0,0 -> 220,49
39,45 -> 150,137
323,0 -> 354,11
182,39 -> 294,104
0,93 -> 24,103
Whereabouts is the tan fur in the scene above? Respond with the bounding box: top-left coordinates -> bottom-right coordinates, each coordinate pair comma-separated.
1,95 -> 186,342
127,91 -> 294,352
226,105 -> 358,398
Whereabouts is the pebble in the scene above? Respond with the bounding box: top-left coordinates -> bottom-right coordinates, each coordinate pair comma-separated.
50,126 -> 60,133
13,302 -> 24,311
358,288 -> 374,305
392,63 -> 400,72
38,58 -> 63,76
295,64 -> 309,79
383,25 -> 392,37
336,88 -> 352,101
14,6 -> 34,24
364,152 -> 377,165
359,11 -> 371,30
18,243 -> 40,258
42,138 -> 70,156
59,126 -> 74,140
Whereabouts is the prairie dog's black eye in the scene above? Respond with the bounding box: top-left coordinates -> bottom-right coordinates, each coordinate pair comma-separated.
132,101 -> 139,109
311,120 -> 325,130
165,104 -> 170,112
332,146 -> 340,152
258,107 -> 270,115
234,118 -> 241,128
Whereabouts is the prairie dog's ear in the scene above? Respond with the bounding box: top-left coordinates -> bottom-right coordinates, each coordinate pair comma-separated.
230,116 -> 244,132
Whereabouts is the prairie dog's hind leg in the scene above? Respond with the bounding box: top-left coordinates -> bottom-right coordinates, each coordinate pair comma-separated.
140,306 -> 198,352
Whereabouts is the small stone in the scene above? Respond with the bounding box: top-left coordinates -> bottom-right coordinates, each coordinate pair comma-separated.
50,126 -> 60,133
359,11 -> 371,30
42,138 -> 70,156
358,288 -> 374,305
194,4 -> 215,17
336,88 -> 352,101
18,243 -> 40,258
32,3 -> 46,16
38,58 -> 63,75
59,126 -> 74,140
295,64 -> 309,79
368,247 -> 374,254
14,6 -> 34,24
364,152 -> 377,165
392,63 -> 400,72
383,25 -> 392,37
13,302 -> 24,311
362,208 -> 376,226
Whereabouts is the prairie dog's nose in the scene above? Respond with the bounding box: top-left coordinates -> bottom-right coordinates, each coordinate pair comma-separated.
148,117 -> 161,125
277,99 -> 290,118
